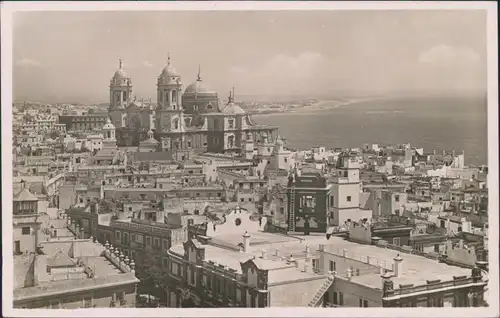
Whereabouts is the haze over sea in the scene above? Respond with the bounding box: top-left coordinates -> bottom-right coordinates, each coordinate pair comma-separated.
254,95 -> 488,166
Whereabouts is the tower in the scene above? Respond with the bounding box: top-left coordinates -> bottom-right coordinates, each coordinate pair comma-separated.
109,59 -> 132,109
109,59 -> 132,128
243,131 -> 255,160
101,117 -> 117,149
156,54 -> 185,135
330,154 -> 365,226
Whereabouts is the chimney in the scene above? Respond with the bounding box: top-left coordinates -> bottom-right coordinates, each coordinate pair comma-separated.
305,244 -> 311,256
275,248 -> 280,257
393,254 -> 403,278
260,249 -> 267,259
242,231 -> 251,253
346,267 -> 353,280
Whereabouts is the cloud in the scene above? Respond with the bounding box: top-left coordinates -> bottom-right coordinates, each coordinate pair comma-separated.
142,61 -> 154,68
418,45 -> 480,66
16,58 -> 41,67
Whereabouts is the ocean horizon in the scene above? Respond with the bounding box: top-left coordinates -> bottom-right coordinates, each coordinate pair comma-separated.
254,95 -> 488,166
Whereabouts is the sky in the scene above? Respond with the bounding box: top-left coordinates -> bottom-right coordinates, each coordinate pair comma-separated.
13,10 -> 488,103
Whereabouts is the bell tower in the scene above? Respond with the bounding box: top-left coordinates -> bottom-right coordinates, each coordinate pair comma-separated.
156,54 -> 185,134
109,59 -> 132,110
109,59 -> 132,128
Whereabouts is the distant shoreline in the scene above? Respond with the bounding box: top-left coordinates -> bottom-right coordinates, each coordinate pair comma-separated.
250,96 -> 390,116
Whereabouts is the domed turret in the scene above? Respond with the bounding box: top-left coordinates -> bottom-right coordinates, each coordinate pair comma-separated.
156,53 -> 183,112
158,54 -> 181,84
221,89 -> 246,115
102,117 -> 116,131
109,59 -> 133,110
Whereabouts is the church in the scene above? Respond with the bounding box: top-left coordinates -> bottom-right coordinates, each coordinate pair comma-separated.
107,57 -> 278,155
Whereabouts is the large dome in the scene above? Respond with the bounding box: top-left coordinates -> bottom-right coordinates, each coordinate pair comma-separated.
184,79 -> 217,95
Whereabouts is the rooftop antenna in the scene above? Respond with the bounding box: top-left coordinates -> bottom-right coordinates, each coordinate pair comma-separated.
119,59 -> 122,69
167,53 -> 171,66
197,64 -> 201,81
232,86 -> 235,101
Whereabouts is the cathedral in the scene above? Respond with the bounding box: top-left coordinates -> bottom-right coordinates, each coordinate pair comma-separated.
108,58 -> 278,154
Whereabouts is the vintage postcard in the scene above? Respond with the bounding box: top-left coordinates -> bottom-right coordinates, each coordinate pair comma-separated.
1,1 -> 498,317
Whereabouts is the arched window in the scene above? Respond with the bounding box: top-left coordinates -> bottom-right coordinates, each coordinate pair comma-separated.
107,131 -> 111,138
173,118 -> 179,130
165,91 -> 169,104
172,90 -> 177,102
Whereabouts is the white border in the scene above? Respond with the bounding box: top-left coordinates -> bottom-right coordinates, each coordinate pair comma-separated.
1,2 -> 498,317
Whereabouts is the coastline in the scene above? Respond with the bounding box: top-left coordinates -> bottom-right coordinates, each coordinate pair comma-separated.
250,96 -> 389,116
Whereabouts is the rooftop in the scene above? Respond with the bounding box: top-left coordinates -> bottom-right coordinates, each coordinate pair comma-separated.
321,236 -> 471,289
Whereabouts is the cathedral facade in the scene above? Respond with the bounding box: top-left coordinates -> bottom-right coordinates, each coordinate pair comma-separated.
108,58 -> 278,154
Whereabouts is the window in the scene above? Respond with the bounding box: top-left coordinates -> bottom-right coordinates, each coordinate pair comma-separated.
395,195 -> 400,202
359,299 -> 369,307
330,196 -> 334,206
146,237 -> 151,246
434,244 -> 440,253
135,234 -> 143,243
154,238 -> 160,249
329,260 -> 336,272
22,227 -> 31,235
393,237 -> 401,246
190,269 -> 195,285
440,220 -> 446,228
116,231 -> 121,240
312,259 -> 319,272
128,207 -> 132,212
346,196 -> 352,202
415,243 -> 424,252
228,119 -> 235,129
123,233 -> 129,245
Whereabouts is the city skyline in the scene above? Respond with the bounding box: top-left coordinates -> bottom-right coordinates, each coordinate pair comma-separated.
13,10 -> 487,103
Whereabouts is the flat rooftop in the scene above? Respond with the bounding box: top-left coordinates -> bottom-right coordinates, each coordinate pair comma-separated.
321,236 -> 471,289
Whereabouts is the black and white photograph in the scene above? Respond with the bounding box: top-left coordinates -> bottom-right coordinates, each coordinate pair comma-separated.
1,1 -> 498,317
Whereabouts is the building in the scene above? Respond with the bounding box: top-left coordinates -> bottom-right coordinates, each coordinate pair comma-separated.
13,184 -> 41,254
287,169 -> 331,234
164,205 -> 487,308
59,113 -> 109,132
106,58 -> 278,151
12,193 -> 139,309
328,154 -> 372,226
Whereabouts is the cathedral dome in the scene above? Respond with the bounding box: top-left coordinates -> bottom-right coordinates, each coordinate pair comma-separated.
184,79 -> 217,95
183,66 -> 217,96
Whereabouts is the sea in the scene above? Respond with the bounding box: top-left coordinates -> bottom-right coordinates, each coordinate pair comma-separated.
253,95 -> 488,166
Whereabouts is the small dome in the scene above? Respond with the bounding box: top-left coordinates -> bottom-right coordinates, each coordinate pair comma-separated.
102,118 -> 115,130
159,55 -> 179,80
221,102 -> 246,115
114,68 -> 128,79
